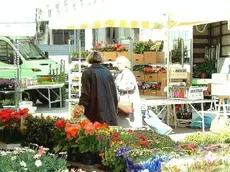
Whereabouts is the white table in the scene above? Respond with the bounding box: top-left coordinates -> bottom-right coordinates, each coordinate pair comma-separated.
21,83 -> 64,109
141,98 -> 216,132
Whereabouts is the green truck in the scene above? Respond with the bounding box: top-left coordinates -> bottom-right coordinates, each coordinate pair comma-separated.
0,36 -> 61,104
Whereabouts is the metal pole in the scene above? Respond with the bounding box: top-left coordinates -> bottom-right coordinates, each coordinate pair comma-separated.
78,30 -> 82,99
166,14 -> 171,98
68,39 -> 71,116
74,30 -> 77,49
129,38 -> 134,71
181,39 -> 184,67
190,38 -> 193,84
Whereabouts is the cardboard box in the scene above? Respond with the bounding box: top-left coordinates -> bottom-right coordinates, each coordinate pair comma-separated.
103,52 -> 117,61
144,52 -> 156,64
144,73 -> 158,82
139,89 -> 144,95
157,90 -> 166,97
157,73 -> 167,82
144,89 -> 157,96
133,71 -> 145,81
117,52 -> 130,59
156,52 -> 165,64
144,52 -> 165,64
133,54 -> 144,65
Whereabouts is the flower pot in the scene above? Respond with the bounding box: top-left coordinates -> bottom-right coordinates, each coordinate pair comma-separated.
200,73 -> 206,78
0,127 -> 23,144
67,148 -> 81,162
79,152 -> 98,165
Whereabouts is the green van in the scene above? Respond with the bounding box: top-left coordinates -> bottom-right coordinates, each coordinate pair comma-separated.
0,36 -> 60,104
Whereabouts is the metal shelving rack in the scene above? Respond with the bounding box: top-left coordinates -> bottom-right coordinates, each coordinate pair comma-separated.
0,40 -> 21,109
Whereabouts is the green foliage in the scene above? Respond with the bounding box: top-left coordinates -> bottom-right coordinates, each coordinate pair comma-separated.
199,55 -> 217,78
125,149 -> 154,164
72,51 -> 90,59
134,41 -> 145,54
0,148 -> 67,172
23,115 -> 61,151
183,132 -> 230,145
171,38 -> 188,63
134,40 -> 164,54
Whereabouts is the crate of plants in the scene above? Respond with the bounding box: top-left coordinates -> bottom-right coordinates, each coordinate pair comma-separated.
71,51 -> 90,61
0,79 -> 17,91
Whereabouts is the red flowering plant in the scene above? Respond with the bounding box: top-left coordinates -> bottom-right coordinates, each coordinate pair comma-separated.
75,119 -> 110,154
92,41 -> 128,52
92,41 -> 116,52
52,119 -> 68,153
53,119 -> 111,154
0,108 -> 29,128
0,108 -> 29,143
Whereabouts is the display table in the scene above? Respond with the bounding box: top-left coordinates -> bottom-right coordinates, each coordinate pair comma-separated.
21,84 -> 64,109
141,98 -> 216,132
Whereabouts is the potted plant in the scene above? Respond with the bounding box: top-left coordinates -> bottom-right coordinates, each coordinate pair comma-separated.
199,55 -> 217,79
133,41 -> 145,65
171,38 -> 188,64
144,40 -> 165,64
116,44 -> 129,59
0,108 -> 28,144
92,41 -> 117,61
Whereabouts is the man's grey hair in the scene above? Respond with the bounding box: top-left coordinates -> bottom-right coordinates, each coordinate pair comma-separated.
86,51 -> 104,64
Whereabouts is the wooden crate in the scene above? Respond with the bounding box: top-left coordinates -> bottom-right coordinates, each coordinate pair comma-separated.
144,89 -> 157,96
144,73 -> 158,82
103,52 -> 117,61
133,54 -> 144,65
133,71 -> 145,81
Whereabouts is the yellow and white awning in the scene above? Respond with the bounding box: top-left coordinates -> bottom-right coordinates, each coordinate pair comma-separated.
48,0 -> 230,30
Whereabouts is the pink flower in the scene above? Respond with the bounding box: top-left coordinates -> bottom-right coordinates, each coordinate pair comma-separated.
204,152 -> 216,163
188,143 -> 195,149
38,147 -> 44,156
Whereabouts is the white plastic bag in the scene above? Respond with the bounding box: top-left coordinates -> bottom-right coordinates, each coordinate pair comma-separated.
143,110 -> 173,135
210,115 -> 230,133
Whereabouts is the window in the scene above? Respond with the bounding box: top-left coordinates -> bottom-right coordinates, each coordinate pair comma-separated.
0,41 -> 14,64
52,29 -> 85,49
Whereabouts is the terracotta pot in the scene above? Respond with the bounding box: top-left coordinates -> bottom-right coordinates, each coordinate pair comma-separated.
200,73 -> 206,79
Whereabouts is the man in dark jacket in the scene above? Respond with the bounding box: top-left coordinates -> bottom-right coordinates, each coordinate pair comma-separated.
72,51 -> 118,126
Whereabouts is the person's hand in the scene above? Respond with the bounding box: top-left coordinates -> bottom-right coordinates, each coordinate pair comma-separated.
72,105 -> 85,118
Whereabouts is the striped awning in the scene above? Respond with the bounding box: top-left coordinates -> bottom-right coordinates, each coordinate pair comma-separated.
48,0 -> 230,30
50,20 -> 164,30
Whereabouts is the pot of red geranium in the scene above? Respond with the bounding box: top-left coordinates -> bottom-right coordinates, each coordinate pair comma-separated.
0,108 -> 28,144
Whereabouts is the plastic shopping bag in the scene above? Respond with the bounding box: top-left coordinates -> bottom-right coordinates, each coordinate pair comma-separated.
143,110 -> 173,135
210,115 -> 230,133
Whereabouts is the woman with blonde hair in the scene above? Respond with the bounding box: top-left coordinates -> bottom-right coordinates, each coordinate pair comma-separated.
115,56 -> 143,128
72,51 -> 118,126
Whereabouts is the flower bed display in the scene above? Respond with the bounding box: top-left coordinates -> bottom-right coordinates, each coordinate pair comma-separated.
0,147 -> 68,171
2,109 -> 230,171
